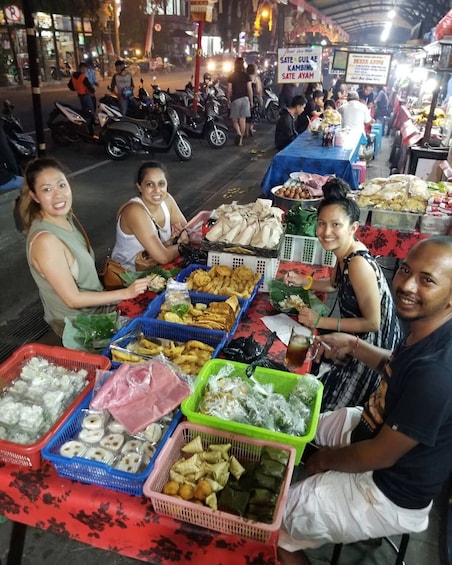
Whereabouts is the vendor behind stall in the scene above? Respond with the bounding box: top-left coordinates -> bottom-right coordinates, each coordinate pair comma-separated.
338,91 -> 372,135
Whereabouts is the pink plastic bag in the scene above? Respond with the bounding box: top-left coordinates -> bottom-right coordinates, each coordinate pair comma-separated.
90,358 -> 190,434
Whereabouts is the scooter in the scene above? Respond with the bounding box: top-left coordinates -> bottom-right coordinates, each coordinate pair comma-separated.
1,100 -> 36,171
103,83 -> 193,161
171,93 -> 228,149
47,101 -> 110,144
262,78 -> 280,123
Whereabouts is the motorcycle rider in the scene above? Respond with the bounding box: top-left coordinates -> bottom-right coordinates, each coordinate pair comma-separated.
68,62 -> 96,134
110,60 -> 134,115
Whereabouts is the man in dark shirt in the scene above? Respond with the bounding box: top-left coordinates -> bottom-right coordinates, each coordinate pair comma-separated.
278,236 -> 452,565
274,95 -> 306,151
296,89 -> 324,133
0,119 -> 23,192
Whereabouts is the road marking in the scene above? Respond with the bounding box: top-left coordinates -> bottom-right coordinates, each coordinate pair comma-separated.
69,160 -> 110,177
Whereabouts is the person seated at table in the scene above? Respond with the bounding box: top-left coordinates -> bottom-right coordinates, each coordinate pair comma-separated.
111,160 -> 189,272
20,157 -> 149,337
278,236 -> 452,565
274,95 -> 307,151
284,178 -> 401,411
338,91 -> 372,135
296,89 -> 324,134
357,83 -> 375,113
321,99 -> 342,124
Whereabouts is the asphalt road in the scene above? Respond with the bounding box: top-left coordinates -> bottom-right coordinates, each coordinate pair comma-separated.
0,71 -> 278,355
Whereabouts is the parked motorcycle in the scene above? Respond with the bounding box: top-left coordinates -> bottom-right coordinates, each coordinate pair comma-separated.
103,83 -> 192,161
47,101 -> 108,144
171,93 -> 228,149
50,61 -> 72,80
262,78 -> 280,123
1,100 -> 36,171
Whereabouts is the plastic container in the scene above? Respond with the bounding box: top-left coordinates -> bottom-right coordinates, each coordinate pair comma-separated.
42,394 -> 182,496
185,210 -> 212,244
358,207 -> 370,225
281,235 -> 336,267
175,264 -> 262,314
181,359 -> 323,464
207,252 -> 280,292
143,422 -> 296,542
0,344 -> 110,468
144,292 -> 244,338
103,316 -> 226,368
420,214 -> 452,235
270,186 -> 323,212
370,210 -> 420,232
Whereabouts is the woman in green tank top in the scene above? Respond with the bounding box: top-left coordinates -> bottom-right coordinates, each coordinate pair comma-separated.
20,158 -> 149,336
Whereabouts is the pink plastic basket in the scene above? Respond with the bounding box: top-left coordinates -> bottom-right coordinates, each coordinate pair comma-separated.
143,422 -> 296,543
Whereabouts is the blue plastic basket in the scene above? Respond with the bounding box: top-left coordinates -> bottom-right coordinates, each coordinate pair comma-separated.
144,291 -> 244,338
175,264 -> 262,315
103,317 -> 226,368
42,394 -> 182,496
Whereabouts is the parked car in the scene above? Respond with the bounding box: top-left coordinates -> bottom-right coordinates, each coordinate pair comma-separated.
205,53 -> 236,76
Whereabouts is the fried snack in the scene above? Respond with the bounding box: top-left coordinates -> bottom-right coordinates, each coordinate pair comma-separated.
185,266 -> 260,299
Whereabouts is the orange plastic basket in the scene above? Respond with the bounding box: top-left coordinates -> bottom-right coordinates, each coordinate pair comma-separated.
143,422 -> 296,543
0,344 -> 110,468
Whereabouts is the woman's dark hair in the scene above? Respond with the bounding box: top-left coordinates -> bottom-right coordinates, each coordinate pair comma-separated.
319,178 -> 360,223
246,63 -> 256,75
234,57 -> 245,72
324,99 -> 336,110
136,160 -> 168,185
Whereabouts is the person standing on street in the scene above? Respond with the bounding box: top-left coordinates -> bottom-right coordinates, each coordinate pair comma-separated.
338,91 -> 372,135
227,57 -> 253,146
67,62 -> 96,116
110,60 -> 134,116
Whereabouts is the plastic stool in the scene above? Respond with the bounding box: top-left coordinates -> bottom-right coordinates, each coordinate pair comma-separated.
330,533 -> 410,565
352,160 -> 367,184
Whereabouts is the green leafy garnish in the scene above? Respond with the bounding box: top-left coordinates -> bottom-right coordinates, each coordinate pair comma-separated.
169,303 -> 191,319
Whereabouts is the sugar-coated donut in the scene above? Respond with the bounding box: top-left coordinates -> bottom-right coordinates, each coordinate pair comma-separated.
82,412 -> 104,430
121,439 -> 142,453
100,433 -> 124,451
79,428 -> 104,444
85,447 -> 114,464
143,422 -> 162,443
59,440 -> 86,458
115,452 -> 142,473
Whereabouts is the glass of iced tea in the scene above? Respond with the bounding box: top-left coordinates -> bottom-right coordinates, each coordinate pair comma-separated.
285,327 -> 316,368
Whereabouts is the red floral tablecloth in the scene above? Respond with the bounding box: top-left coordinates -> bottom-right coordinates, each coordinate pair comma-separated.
0,460 -> 277,564
357,226 -> 429,259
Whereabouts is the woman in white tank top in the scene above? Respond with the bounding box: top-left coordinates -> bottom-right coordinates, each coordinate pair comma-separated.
111,161 -> 188,271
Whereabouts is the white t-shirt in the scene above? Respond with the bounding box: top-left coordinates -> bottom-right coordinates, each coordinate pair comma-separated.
338,100 -> 371,134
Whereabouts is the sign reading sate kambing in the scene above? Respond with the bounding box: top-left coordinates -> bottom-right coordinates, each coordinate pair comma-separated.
277,47 -> 322,84
345,53 -> 392,85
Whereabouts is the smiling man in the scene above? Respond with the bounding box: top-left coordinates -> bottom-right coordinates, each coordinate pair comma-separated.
278,236 -> 452,565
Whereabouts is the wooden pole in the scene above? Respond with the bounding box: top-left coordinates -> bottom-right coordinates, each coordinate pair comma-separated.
192,19 -> 204,112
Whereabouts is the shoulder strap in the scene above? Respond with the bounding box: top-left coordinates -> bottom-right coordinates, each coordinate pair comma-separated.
71,213 -> 92,252
116,199 -> 162,239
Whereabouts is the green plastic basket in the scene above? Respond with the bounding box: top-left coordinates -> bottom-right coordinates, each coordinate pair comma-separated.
181,359 -> 323,464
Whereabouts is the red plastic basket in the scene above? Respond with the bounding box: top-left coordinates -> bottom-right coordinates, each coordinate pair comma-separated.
143,422 -> 296,543
0,344 -> 111,468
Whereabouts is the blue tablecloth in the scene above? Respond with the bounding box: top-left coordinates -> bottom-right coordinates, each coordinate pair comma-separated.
262,129 -> 362,195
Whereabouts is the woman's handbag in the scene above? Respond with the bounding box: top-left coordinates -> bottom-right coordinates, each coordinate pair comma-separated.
135,250 -> 158,272
99,258 -> 127,290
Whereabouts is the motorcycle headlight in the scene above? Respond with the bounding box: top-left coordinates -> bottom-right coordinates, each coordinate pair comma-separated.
207,61 -> 215,72
159,92 -> 166,105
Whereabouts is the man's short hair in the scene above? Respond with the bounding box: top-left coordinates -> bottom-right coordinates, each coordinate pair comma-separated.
347,91 -> 359,101
313,89 -> 324,100
291,95 -> 307,108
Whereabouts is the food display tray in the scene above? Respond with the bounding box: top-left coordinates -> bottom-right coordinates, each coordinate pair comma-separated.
181,359 -> 323,464
200,230 -> 284,259
102,316 -> 227,368
144,291 -> 244,339
0,344 -> 110,469
281,235 -> 336,267
143,422 -> 296,542
370,209 -> 420,232
175,264 -> 262,315
419,214 -> 452,235
42,394 -> 182,496
206,253 -> 279,293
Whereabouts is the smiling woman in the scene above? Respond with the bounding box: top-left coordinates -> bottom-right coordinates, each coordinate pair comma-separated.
19,157 -> 149,336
